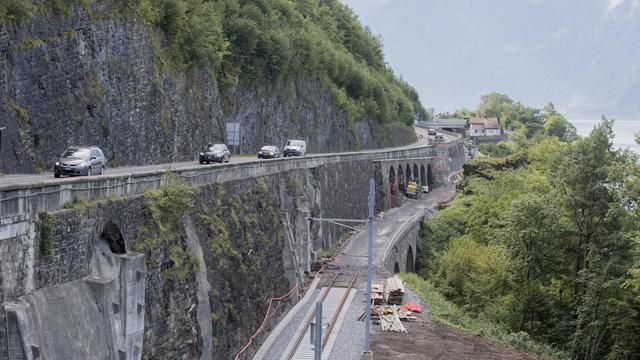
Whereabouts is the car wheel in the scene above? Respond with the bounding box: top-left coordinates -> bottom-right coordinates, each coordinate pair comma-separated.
54,173 -> 60,178
99,166 -> 104,175
199,159 -> 204,164
206,161 -> 210,164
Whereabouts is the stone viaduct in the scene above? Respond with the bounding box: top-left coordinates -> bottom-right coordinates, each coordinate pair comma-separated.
0,133 -> 464,359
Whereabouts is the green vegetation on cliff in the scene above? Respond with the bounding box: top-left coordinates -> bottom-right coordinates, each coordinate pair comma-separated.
417,113 -> 640,358
3,0 -> 426,129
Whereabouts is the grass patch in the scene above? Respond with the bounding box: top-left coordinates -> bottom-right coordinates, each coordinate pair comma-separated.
134,174 -> 199,280
317,229 -> 358,259
38,212 -> 54,257
400,273 -> 567,359
63,197 -> 88,210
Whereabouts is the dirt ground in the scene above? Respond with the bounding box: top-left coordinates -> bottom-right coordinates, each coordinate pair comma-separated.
371,313 -> 538,360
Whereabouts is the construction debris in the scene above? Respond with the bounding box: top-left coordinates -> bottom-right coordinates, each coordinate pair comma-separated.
384,275 -> 405,305
380,307 -> 407,333
371,283 -> 385,304
357,276 -> 416,332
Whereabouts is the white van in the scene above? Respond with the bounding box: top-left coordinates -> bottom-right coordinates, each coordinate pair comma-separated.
283,140 -> 306,157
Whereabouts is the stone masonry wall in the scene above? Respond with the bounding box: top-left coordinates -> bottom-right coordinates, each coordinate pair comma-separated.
0,159 -> 378,359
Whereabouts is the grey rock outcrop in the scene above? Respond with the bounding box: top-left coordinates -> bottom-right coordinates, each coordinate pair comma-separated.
0,2 -> 414,174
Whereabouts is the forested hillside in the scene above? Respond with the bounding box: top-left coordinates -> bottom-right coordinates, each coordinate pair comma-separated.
416,95 -> 640,359
0,0 -> 425,173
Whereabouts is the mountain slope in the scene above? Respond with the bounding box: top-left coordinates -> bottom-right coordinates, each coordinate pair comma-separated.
0,0 -> 424,173
342,0 -> 640,118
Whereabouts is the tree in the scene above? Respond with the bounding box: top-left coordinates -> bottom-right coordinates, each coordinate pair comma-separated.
543,114 -> 577,142
476,92 -> 542,137
500,193 -> 565,335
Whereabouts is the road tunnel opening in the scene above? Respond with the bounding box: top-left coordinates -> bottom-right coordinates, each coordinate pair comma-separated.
406,246 -> 414,273
101,222 -> 126,254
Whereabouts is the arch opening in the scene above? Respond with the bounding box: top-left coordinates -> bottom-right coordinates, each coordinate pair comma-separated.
413,164 -> 419,183
427,164 -> 434,189
394,262 -> 400,273
420,165 -> 426,186
405,164 -> 412,182
398,166 -> 405,192
101,222 -> 126,254
406,246 -> 415,272
389,166 -> 396,195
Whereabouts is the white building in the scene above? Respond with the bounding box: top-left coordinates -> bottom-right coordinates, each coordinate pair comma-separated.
468,117 -> 501,136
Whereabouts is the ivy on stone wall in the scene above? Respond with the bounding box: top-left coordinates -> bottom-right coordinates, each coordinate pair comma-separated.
38,212 -> 53,257
133,174 -> 199,280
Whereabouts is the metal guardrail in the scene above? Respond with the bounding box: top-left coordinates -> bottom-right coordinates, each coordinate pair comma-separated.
380,207 -> 430,271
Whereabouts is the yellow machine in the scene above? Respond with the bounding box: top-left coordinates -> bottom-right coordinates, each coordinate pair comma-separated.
405,179 -> 421,199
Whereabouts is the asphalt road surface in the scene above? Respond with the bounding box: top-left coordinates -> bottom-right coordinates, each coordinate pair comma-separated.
0,126 -> 454,188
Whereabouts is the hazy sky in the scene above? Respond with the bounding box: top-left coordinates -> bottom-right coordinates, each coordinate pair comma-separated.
342,0 -> 640,118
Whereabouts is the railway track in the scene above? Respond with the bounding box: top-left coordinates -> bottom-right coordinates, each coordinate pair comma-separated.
283,273 -> 358,360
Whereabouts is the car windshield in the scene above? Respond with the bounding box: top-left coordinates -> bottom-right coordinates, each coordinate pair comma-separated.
261,146 -> 275,151
286,141 -> 302,147
61,148 -> 90,159
207,145 -> 225,151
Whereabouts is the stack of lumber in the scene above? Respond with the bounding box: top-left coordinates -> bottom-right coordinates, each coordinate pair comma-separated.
379,307 -> 407,333
384,275 -> 405,305
397,309 -> 418,322
371,283 -> 385,304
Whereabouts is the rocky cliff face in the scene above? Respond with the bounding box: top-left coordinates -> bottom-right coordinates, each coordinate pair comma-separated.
0,2 -> 415,174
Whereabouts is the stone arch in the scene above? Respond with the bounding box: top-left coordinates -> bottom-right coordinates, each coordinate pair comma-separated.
427,164 -> 434,189
389,166 -> 396,195
420,165 -> 426,186
398,166 -> 405,192
413,164 -> 419,183
101,222 -> 126,254
394,262 -> 400,273
406,246 -> 414,272
405,164 -> 412,182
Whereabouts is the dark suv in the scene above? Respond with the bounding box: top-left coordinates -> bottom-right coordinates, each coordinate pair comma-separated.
199,144 -> 231,164
54,146 -> 106,178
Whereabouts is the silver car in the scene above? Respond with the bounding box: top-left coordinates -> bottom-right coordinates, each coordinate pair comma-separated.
258,145 -> 280,159
199,143 -> 231,164
54,146 -> 106,178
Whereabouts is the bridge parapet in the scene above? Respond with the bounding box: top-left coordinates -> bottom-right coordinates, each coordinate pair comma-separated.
0,138 -> 463,219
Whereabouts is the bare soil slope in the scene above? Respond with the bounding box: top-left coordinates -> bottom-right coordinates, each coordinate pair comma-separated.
372,312 -> 537,360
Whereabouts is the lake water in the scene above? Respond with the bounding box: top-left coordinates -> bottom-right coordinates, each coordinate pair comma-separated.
570,119 -> 640,153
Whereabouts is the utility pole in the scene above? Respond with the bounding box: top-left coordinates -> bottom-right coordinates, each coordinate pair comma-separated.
307,178 -> 376,359
363,178 -> 374,359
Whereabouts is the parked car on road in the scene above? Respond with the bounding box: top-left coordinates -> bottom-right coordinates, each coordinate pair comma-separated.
199,143 -> 230,164
428,129 -> 437,136
258,145 -> 280,159
283,140 -> 306,157
54,146 -> 106,178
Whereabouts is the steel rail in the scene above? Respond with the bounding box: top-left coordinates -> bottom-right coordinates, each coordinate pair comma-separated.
285,272 -> 340,360
321,273 -> 358,350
